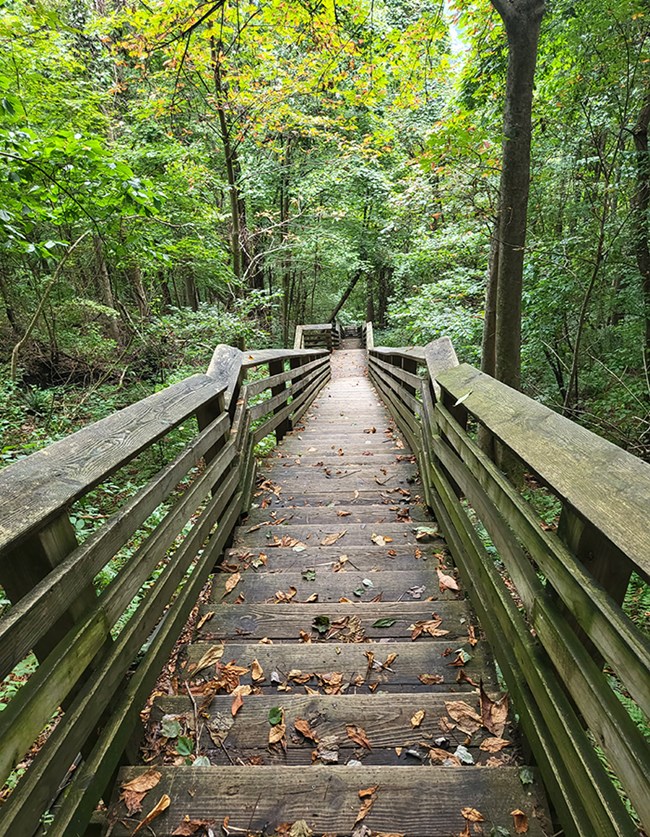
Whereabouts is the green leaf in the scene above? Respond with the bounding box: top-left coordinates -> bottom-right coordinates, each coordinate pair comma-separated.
161,717 -> 182,738
193,755 -> 211,767
302,568 -> 316,581
312,615 -> 330,634
372,618 -> 396,628
176,736 -> 194,756
353,587 -> 365,597
519,766 -> 535,786
268,706 -> 283,726
489,827 -> 510,837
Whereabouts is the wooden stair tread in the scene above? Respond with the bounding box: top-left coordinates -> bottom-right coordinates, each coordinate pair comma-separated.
232,522 -> 432,547
243,503 -> 429,524
151,692 -> 514,763
183,639 -> 495,692
197,601 -> 474,641
109,765 -> 548,836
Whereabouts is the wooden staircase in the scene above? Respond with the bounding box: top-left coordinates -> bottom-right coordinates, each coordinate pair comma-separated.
109,349 -> 549,836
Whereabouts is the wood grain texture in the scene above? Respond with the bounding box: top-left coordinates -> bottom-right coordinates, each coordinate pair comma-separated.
0,374 -> 225,554
109,765 -> 548,836
435,363 -> 650,577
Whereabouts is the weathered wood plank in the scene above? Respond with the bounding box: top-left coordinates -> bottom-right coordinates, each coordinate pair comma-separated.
197,601 -> 473,642
184,639 -> 493,692
435,363 -> 650,578
0,374 -> 225,554
109,765 -> 547,836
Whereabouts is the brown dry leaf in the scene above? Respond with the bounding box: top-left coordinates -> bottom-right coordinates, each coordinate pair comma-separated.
332,554 -> 349,572
467,625 -> 478,647
410,710 -> 425,728
370,533 -> 393,546
223,572 -> 242,598
511,809 -> 529,833
172,817 -> 215,835
347,724 -> 372,750
289,821 -> 313,837
337,510 -> 351,517
289,669 -> 313,684
251,658 -> 265,683
445,700 -> 483,735
436,568 -> 459,592
321,530 -> 347,546
189,644 -> 224,678
299,630 -> 312,643
383,652 -> 398,668
259,637 -> 273,645
269,709 -> 286,745
132,794 -> 171,836
304,593 -> 318,603
480,684 -> 509,737
419,673 -> 444,685
196,611 -> 214,631
275,586 -> 298,603
456,669 -> 480,688
410,617 -> 449,640
461,808 -> 485,823
429,748 -> 461,765
120,770 -> 161,816
231,691 -> 244,717
354,786 -> 378,825
294,718 -> 319,743
319,671 -> 343,694
480,737 -> 510,753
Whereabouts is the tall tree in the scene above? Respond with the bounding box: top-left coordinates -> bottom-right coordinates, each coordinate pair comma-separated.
481,0 -> 545,390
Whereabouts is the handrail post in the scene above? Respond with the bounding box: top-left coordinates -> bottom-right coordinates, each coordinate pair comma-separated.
293,325 -> 304,350
269,358 -> 291,442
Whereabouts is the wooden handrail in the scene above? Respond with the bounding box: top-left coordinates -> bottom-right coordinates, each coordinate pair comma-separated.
293,323 -> 334,351
367,338 -> 650,837
0,342 -> 331,836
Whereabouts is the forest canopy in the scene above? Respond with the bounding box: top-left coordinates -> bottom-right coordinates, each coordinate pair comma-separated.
0,0 -> 649,458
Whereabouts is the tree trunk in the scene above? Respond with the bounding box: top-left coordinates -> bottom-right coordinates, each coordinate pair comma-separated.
632,90 -> 650,363
211,36 -> 247,285
485,0 -> 545,391
93,235 -> 121,343
330,269 -> 363,322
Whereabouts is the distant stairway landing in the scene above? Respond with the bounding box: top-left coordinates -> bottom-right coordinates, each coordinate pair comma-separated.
109,348 -> 550,836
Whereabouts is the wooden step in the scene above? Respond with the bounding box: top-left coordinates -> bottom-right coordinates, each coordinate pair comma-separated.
150,691 -> 512,765
182,640 -> 495,692
212,567 -> 460,604
232,522 -> 432,548
243,503 -> 428,525
196,601 -> 475,642
110,765 -> 548,836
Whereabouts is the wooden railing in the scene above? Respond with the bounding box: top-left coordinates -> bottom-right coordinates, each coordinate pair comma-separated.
293,323 -> 337,351
367,335 -> 650,837
0,342 -> 330,836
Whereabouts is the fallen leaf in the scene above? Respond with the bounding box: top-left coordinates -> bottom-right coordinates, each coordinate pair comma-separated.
445,700 -> 483,735
355,785 -> 378,824
406,585 -> 426,599
372,618 -> 397,628
454,390 -> 473,407
467,625 -> 478,647
251,658 -> 265,683
346,724 -> 372,749
419,673 -> 444,685
337,510 -> 351,517
436,568 -> 459,592
268,708 -> 286,745
428,748 -> 461,765
132,794 -> 171,836
275,586 -> 298,603
410,617 -> 449,640
172,817 -> 215,835
371,533 -> 393,546
511,809 -> 529,833
289,821 -> 313,837
413,525 -> 438,541
312,615 -> 330,634
480,737 -> 511,752
196,611 -> 214,631
295,718 -> 319,743
189,644 -> 224,678
410,710 -> 425,728
461,807 -> 485,823
480,683 -> 509,737
120,770 -> 161,815
383,652 -> 398,668
321,530 -> 347,546
231,692 -> 244,717
223,572 -> 242,597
